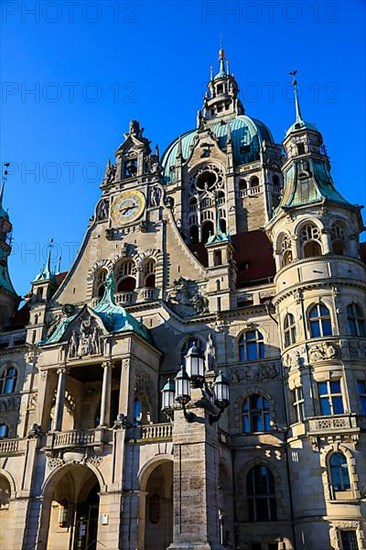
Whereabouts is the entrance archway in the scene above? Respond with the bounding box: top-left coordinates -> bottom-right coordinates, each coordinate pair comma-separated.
139,460 -> 173,550
42,464 -> 100,550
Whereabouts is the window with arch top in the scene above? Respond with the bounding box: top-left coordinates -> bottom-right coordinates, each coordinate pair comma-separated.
143,259 -> 156,288
239,330 -> 264,361
94,268 -> 107,298
331,222 -> 347,255
247,465 -> 277,522
347,303 -> 366,337
242,394 -> 272,433
308,304 -> 332,338
299,223 -> 322,258
329,453 -> 351,493
0,366 -> 18,394
284,313 -> 296,347
279,234 -> 292,267
115,259 -> 136,292
0,475 -> 11,508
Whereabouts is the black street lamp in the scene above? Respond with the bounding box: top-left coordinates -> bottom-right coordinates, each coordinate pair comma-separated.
161,343 -> 230,424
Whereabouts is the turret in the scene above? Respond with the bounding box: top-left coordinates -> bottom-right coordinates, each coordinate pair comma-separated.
0,165 -> 20,329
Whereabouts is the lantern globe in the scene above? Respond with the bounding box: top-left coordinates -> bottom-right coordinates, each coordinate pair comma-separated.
175,367 -> 191,406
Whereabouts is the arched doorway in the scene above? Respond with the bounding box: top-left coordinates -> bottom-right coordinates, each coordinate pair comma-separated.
139,460 -> 173,550
42,464 -> 100,550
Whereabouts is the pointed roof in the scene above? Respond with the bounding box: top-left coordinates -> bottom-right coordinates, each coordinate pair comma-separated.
42,271 -> 152,345
33,239 -> 58,283
277,158 -> 352,211
285,71 -> 318,137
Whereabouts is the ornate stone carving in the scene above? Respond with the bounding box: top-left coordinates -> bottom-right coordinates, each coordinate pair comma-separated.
28,392 -> 37,410
48,457 -> 64,470
62,304 -> 78,317
68,315 -> 104,359
168,277 -> 209,314
0,395 -> 21,412
47,452 -> 103,470
27,423 -> 43,438
229,362 -> 278,384
96,198 -> 109,221
45,313 -> 62,338
309,342 -> 339,363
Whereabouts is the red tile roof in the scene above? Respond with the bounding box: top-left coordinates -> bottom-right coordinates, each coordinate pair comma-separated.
189,230 -> 276,287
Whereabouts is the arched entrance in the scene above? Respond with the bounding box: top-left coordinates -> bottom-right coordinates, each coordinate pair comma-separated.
139,460 -> 173,550
42,464 -> 100,550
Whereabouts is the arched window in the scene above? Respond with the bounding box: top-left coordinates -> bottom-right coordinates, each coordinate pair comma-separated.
115,260 -> 136,292
279,234 -> 292,267
239,179 -> 247,191
0,366 -> 17,394
247,465 -> 277,522
239,331 -> 264,361
0,424 -> 9,439
214,250 -> 222,266
133,397 -> 142,426
299,223 -> 322,258
94,268 -> 107,298
202,221 -> 214,244
331,222 -> 347,255
329,453 -> 351,492
347,304 -> 366,337
308,304 -> 332,338
144,259 -> 156,288
250,176 -> 259,188
0,476 -> 11,508
242,395 -> 271,433
284,313 -> 296,347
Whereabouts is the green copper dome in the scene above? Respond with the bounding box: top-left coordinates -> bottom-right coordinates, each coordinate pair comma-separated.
162,115 -> 274,184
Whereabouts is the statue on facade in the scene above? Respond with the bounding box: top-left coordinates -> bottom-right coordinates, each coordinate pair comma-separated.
67,315 -> 104,358
205,333 -> 216,372
96,199 -> 109,221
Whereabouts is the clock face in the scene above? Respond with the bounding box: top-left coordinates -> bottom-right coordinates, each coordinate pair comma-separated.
111,190 -> 145,226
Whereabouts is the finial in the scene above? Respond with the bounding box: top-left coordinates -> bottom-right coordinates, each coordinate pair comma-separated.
1,162 -> 10,213
57,256 -> 62,274
289,70 -> 303,123
226,59 -> 230,75
46,238 -> 54,273
210,65 -> 214,80
177,135 -> 183,157
218,48 -> 226,75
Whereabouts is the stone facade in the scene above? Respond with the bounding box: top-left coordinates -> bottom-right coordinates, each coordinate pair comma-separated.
0,50 -> 365,550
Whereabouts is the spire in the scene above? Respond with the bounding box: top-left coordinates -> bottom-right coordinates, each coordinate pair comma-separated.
290,70 -> 303,123
34,238 -> 57,282
0,163 -> 10,220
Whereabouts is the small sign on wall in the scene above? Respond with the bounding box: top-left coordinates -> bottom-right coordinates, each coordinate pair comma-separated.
100,513 -> 109,525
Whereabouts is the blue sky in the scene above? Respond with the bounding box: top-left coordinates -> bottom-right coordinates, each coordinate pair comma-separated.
1,0 -> 365,297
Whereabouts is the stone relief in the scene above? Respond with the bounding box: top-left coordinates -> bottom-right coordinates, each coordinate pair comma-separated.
229,362 -> 278,384
148,184 -> 164,207
68,315 -> 104,358
308,342 -> 339,363
47,452 -> 103,471
0,395 -> 21,412
45,313 -> 61,338
96,198 -> 109,221
168,277 -> 209,315
62,304 -> 78,317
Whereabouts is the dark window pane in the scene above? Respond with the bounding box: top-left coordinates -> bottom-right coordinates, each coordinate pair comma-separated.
330,381 -> 341,393
322,319 -> 332,336
243,416 -> 250,433
256,498 -> 269,521
340,531 -> 358,550
247,342 -> 258,360
310,321 -> 321,337
332,397 -> 344,414
320,398 -> 331,415
318,382 -> 328,395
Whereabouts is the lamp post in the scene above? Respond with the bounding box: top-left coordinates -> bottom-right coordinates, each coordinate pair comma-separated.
161,342 -> 230,424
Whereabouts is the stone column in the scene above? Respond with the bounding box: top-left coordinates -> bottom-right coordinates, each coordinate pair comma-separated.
53,368 -> 66,431
99,361 -> 113,427
169,387 -> 224,550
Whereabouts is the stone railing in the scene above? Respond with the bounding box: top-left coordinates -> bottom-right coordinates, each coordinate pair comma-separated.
0,438 -> 26,455
239,186 -> 261,198
141,423 -> 173,440
46,428 -> 109,450
138,287 -> 159,302
115,291 -> 137,306
307,414 -> 358,435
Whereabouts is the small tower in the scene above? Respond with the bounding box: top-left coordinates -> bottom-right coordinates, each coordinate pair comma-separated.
0,166 -> 20,329
28,239 -> 59,343
202,49 -> 244,123
205,198 -> 237,312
